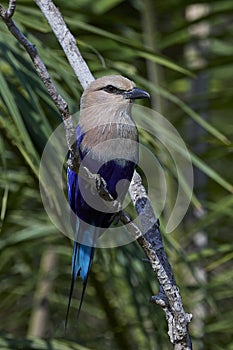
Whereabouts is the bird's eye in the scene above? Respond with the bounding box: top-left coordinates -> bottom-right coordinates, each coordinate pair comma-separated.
104,85 -> 118,94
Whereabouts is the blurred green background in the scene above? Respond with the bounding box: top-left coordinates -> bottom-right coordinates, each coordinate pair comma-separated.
0,0 -> 232,349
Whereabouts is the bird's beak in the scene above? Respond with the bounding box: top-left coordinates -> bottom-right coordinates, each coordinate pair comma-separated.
124,87 -> 150,100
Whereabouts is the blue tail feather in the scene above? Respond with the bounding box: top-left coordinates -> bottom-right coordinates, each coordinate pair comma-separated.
65,240 -> 95,330
76,244 -> 95,322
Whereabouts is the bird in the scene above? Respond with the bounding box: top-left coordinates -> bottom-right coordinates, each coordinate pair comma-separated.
66,75 -> 150,328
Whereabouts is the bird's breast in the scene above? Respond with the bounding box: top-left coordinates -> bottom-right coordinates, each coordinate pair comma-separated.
80,120 -> 139,166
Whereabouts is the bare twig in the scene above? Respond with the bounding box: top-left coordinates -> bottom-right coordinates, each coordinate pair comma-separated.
0,1 -> 193,348
129,171 -> 192,347
121,190 -> 192,347
0,2 -> 81,172
34,0 -> 94,89
119,210 -> 143,240
6,0 -> 16,18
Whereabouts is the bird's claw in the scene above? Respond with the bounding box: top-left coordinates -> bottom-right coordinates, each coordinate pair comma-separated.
82,167 -> 123,213
95,174 -> 107,192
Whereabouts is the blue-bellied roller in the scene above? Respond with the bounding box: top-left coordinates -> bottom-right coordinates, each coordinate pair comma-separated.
66,75 -> 150,327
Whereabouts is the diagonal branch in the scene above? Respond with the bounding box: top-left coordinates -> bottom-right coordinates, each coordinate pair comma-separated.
0,2 -> 81,171
129,172 -> 192,348
34,0 -> 94,89
6,0 -> 16,17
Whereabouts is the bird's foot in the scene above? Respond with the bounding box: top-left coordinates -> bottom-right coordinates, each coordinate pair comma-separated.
82,167 -> 113,200
94,174 -> 108,197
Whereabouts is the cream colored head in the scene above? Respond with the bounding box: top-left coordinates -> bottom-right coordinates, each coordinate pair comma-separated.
81,75 -> 149,110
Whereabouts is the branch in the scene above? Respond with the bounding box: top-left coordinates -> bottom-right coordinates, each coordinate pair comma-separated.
34,0 -> 94,89
0,2 -> 82,173
0,1 -> 193,347
128,173 -> 192,347
5,0 -> 16,18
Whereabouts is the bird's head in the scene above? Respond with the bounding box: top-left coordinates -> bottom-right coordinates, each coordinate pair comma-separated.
81,75 -> 150,110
